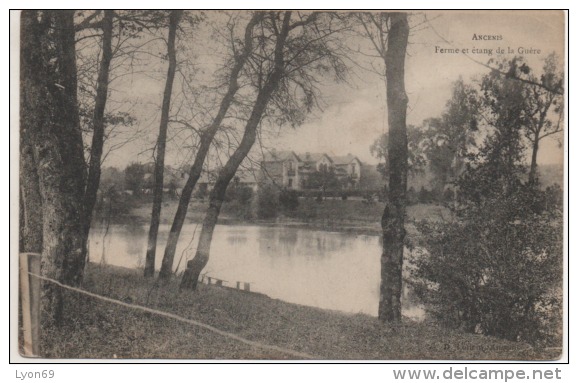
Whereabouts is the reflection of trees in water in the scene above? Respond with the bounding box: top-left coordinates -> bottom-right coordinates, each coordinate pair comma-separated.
256,227 -> 358,260
259,228 -> 295,258
122,224 -> 146,256
307,232 -> 354,256
226,235 -> 248,245
277,228 -> 298,244
316,237 -> 325,253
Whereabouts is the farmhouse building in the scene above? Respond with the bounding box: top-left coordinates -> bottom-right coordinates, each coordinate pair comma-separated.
261,149 -> 378,191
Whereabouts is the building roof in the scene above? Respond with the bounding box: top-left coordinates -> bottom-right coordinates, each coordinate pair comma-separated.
299,152 -> 332,163
262,150 -> 300,162
236,170 -> 259,184
262,149 -> 367,167
332,154 -> 360,165
262,149 -> 367,171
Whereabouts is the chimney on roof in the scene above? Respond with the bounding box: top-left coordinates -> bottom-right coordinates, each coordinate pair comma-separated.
306,152 -> 310,158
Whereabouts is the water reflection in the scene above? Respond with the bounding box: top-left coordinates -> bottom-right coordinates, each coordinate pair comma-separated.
125,224 -> 146,256
89,223 -> 423,319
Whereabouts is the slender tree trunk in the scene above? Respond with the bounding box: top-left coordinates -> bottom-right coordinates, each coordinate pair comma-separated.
159,13 -> 263,280
528,132 -> 540,184
180,12 -> 291,290
378,12 -> 409,322
82,10 -> 114,246
21,11 -> 87,325
144,10 -> 182,277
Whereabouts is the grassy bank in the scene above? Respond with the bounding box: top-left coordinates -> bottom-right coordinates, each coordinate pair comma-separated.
38,263 -> 558,360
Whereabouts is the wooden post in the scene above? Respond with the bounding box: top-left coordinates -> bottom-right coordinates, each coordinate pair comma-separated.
215,279 -> 222,287
207,277 -> 212,285
243,282 -> 250,292
236,281 -> 240,289
19,253 -> 40,357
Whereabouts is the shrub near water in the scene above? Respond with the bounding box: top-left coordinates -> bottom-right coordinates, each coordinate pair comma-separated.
279,189 -> 299,211
256,183 -> 279,219
223,179 -> 254,220
410,185 -> 562,345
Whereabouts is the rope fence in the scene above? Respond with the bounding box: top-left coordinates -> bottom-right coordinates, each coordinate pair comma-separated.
20,263 -> 316,360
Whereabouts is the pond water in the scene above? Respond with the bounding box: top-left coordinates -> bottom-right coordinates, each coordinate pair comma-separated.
89,223 -> 424,319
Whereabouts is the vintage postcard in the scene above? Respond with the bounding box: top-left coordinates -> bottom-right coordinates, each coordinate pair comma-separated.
13,10 -> 566,361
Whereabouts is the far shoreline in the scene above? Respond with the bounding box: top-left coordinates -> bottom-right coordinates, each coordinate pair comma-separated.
94,198 -> 453,237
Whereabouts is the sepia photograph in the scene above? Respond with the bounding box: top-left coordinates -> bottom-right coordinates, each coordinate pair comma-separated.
13,9 -> 566,361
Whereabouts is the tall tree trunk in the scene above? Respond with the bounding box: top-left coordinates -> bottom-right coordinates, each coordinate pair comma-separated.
20,133 -> 43,254
158,13 -> 263,280
378,12 -> 409,322
144,10 -> 182,277
180,12 -> 291,290
82,10 -> 114,248
21,10 -> 87,325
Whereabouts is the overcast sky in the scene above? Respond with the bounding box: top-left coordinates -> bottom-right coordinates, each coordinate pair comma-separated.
101,10 -> 565,168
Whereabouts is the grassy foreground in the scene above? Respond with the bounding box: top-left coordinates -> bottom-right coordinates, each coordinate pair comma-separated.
38,263 -> 559,360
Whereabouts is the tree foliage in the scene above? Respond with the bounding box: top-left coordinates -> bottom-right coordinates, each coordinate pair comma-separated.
225,177 -> 253,205
369,79 -> 479,201
512,54 -> 564,182
302,168 -> 342,191
370,124 -> 427,179
411,183 -> 562,344
411,65 -> 563,344
279,188 -> 300,211
256,183 -> 279,219
422,79 -> 479,196
124,162 -> 146,196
